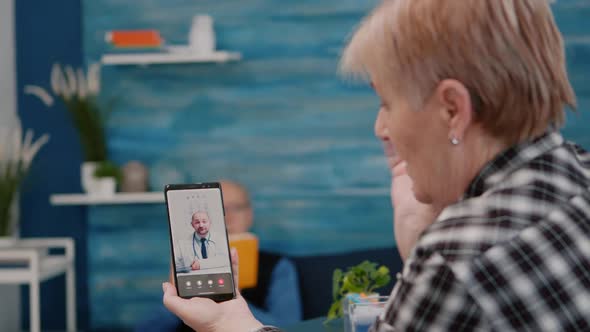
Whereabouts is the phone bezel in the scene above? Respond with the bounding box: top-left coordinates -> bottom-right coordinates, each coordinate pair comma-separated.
164,182 -> 236,302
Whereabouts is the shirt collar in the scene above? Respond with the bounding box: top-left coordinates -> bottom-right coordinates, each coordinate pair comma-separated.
194,232 -> 211,241
462,131 -> 564,200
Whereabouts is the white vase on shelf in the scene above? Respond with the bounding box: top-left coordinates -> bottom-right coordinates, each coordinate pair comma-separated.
189,15 -> 216,55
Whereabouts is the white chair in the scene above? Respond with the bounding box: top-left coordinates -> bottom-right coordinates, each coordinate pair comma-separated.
0,237 -> 76,332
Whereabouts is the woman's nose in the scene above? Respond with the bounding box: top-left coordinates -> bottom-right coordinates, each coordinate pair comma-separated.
374,108 -> 389,141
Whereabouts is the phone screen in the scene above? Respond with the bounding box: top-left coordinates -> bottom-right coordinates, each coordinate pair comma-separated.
165,183 -> 235,301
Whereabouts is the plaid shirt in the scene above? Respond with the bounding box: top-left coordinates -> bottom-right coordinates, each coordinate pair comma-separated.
256,131 -> 590,332
371,131 -> 590,331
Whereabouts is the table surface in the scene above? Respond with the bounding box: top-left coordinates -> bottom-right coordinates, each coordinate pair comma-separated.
0,238 -> 74,283
284,317 -> 344,332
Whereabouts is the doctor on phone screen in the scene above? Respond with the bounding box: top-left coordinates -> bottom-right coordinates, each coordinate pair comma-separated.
175,211 -> 224,271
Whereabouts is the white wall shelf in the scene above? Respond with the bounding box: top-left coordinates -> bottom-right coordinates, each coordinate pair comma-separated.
50,188 -> 389,206
50,192 -> 165,206
101,50 -> 241,66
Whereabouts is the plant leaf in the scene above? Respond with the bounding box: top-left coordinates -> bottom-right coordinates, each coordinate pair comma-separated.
87,63 -> 101,95
76,68 -> 87,99
50,62 -> 63,96
324,299 -> 342,324
332,269 -> 343,300
64,65 -> 77,99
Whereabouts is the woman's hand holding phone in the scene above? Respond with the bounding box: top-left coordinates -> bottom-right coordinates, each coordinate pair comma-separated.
163,248 -> 262,332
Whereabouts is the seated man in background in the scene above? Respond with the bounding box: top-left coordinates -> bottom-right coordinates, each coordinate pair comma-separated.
135,180 -> 302,331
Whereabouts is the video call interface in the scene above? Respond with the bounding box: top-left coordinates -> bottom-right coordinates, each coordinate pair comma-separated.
167,187 -> 233,297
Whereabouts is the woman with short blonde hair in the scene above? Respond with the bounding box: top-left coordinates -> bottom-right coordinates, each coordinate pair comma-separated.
341,0 -> 576,144
162,1 -> 590,331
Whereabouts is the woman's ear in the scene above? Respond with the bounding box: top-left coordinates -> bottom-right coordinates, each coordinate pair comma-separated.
434,79 -> 474,142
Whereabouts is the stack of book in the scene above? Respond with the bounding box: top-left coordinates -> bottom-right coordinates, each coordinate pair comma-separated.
105,30 -> 163,48
228,232 -> 259,289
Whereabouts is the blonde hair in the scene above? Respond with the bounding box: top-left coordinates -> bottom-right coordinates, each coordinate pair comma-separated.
341,0 -> 576,143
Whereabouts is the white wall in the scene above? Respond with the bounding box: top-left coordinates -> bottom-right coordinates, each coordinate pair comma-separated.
0,1 -> 19,330
0,0 -> 17,128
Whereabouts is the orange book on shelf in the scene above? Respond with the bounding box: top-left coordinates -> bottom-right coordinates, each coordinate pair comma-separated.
105,30 -> 163,48
229,232 -> 259,289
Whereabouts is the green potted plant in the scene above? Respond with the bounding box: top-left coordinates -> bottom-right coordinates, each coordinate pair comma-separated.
25,63 -> 116,195
0,118 -> 49,245
325,260 -> 391,326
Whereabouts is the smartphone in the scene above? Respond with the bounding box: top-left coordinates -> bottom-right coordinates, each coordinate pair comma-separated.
165,183 -> 236,301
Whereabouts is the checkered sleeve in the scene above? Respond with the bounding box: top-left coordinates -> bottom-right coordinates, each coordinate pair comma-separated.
373,259 -> 489,332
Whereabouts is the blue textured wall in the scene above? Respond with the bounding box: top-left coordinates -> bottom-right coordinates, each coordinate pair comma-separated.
83,0 -> 391,328
79,0 -> 590,329
85,0 -> 392,258
15,1 -> 89,330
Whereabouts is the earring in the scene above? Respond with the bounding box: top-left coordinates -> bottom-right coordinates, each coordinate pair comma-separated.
451,137 -> 460,145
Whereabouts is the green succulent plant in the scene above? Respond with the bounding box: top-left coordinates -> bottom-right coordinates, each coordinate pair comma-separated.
94,160 -> 122,184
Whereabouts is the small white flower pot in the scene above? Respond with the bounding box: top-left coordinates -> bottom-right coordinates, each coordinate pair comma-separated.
96,177 -> 116,196
89,177 -> 116,197
81,162 -> 116,196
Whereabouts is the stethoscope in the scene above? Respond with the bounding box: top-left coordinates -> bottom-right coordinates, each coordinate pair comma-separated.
192,233 -> 216,258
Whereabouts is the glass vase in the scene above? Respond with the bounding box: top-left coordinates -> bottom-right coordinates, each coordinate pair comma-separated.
342,293 -> 380,332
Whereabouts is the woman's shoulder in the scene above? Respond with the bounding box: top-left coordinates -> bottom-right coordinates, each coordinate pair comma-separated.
563,140 -> 590,167
421,146 -> 590,264
500,139 -> 590,201
459,137 -> 590,219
